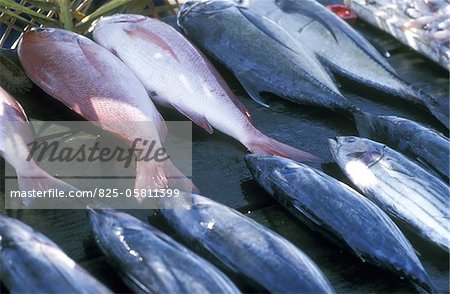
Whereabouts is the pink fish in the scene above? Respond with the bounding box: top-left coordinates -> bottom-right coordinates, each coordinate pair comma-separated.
18,28 -> 195,195
93,14 -> 320,162
0,86 -> 77,205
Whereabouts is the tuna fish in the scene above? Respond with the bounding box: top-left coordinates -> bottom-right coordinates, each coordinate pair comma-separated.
160,193 -> 334,293
0,86 -> 77,206
245,154 -> 434,292
244,0 -> 449,128
178,0 -> 355,115
92,14 -> 319,162
18,28 -> 194,194
329,136 -> 450,251
354,111 -> 450,180
0,214 -> 112,293
88,206 -> 240,293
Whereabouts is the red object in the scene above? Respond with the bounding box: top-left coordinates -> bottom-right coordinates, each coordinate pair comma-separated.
327,4 -> 358,26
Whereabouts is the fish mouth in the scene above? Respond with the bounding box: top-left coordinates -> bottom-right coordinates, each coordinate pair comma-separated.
327,138 -> 339,154
95,14 -> 146,30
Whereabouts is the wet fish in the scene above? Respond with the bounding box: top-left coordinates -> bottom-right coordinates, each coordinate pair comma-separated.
244,0 -> 448,128
178,0 -> 355,115
160,193 -> 334,293
18,28 -> 194,194
245,154 -> 434,292
329,136 -> 450,251
354,111 -> 450,180
0,86 -> 77,205
0,214 -> 112,293
92,14 -> 319,162
88,206 -> 240,293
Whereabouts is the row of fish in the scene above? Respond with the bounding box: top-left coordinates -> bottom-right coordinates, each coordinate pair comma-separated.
0,176 -> 440,294
0,0 -> 448,292
177,0 -> 449,129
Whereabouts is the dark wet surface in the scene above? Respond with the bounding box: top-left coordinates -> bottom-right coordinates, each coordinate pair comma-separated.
1,18 -> 449,294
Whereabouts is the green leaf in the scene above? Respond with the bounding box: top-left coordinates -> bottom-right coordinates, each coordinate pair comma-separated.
55,0 -> 73,30
0,6 -> 58,27
76,0 -> 132,26
27,0 -> 57,11
0,0 -> 57,22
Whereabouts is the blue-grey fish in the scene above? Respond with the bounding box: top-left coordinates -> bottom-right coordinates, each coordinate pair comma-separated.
88,207 -> 240,294
245,154 -> 434,292
0,214 -> 112,294
329,136 -> 450,252
243,0 -> 448,128
354,112 -> 450,180
178,0 -> 355,115
160,193 -> 334,293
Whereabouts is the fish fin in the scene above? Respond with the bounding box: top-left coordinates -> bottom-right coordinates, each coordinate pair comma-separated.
76,37 -> 105,75
237,6 -> 308,54
122,25 -> 180,62
426,96 -> 449,130
17,167 -> 78,206
134,160 -> 197,203
366,37 -> 391,58
235,73 -> 270,108
246,131 -> 321,162
268,172 -> 324,226
172,104 -> 214,134
277,0 -> 338,43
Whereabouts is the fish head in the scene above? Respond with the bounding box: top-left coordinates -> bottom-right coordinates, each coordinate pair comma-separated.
87,205 -> 138,241
20,27 -> 77,47
178,0 -> 238,25
329,136 -> 385,168
0,215 -> 54,250
245,154 -> 299,194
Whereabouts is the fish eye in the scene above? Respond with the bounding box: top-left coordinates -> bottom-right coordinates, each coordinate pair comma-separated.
346,137 -> 356,143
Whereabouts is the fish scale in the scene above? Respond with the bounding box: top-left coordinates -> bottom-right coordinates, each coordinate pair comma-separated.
245,154 -> 435,292
93,14 -> 320,162
329,136 -> 450,252
0,215 -> 112,293
18,27 -> 195,194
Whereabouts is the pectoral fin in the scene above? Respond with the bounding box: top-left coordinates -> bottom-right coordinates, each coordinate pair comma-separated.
173,104 -> 214,134
235,72 -> 270,108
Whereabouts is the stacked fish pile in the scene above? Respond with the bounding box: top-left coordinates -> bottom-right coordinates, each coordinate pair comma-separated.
1,0 -> 449,293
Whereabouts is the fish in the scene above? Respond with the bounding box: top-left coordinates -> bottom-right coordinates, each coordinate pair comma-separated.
178,0 -> 355,115
329,136 -> 450,252
245,154 -> 434,292
244,0 -> 449,128
354,111 -> 450,180
160,193 -> 334,293
18,28 -> 195,195
92,14 -> 319,162
0,214 -> 112,293
0,86 -> 78,206
88,206 -> 240,293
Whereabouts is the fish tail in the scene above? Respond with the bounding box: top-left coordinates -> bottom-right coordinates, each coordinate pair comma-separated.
17,168 -> 78,206
135,160 -> 197,203
245,132 -> 321,162
405,85 -> 449,129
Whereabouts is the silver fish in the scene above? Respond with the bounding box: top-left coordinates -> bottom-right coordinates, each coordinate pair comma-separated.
161,193 -> 335,293
0,86 -> 78,206
245,154 -> 435,292
244,0 -> 449,128
178,0 -> 355,115
354,111 -> 450,180
0,214 -> 112,294
88,206 -> 240,293
92,14 -> 319,162
329,136 -> 450,251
